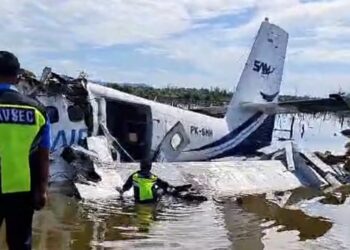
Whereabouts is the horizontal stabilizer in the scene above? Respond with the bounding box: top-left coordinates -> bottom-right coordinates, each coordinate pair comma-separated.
241,93 -> 350,114
240,102 -> 298,114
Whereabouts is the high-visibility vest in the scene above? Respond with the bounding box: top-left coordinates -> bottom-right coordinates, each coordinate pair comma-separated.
0,104 -> 46,193
132,173 -> 158,202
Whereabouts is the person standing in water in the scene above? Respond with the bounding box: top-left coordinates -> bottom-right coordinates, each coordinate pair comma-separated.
0,51 -> 50,250
117,160 -> 174,203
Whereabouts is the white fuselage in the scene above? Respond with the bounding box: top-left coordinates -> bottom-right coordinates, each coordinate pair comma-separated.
88,83 -> 230,161
36,19 -> 288,162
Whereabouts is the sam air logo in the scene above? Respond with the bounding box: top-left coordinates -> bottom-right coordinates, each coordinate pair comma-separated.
253,60 -> 275,75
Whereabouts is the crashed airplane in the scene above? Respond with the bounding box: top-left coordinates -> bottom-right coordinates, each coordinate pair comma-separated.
15,19 -> 350,198
22,19 -> 289,162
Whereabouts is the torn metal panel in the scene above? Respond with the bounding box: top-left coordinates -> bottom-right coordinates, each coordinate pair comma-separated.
292,151 -> 329,188
87,136 -> 114,165
285,141 -> 295,171
258,142 -> 343,188
299,151 -> 342,187
99,123 -> 131,162
301,151 -> 339,177
60,146 -> 101,184
17,68 -> 95,154
49,157 -> 76,184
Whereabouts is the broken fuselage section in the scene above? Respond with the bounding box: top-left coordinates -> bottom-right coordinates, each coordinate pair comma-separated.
17,68 -> 175,185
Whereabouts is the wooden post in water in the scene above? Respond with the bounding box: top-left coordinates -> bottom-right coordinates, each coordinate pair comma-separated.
290,116 -> 295,139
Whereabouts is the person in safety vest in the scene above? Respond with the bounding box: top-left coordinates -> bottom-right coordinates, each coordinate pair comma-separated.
0,51 -> 50,250
117,160 -> 174,203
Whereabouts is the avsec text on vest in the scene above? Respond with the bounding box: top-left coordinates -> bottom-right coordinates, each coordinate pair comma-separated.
0,107 -> 35,125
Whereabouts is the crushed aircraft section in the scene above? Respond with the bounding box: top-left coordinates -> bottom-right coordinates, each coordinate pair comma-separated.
16,68 -> 350,199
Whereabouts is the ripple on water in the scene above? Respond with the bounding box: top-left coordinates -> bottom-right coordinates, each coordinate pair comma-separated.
83,196 -> 229,249
18,184 -> 350,249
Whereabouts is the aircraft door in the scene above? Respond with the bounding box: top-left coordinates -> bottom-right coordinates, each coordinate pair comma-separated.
153,121 -> 190,162
105,100 -> 153,161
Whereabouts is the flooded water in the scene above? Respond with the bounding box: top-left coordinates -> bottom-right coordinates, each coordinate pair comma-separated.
274,114 -> 349,154
1,115 -> 349,249
28,193 -> 231,249
0,186 -> 348,250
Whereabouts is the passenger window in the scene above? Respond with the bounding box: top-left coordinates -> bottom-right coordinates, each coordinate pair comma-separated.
171,133 -> 183,150
68,105 -> 84,122
45,106 -> 59,124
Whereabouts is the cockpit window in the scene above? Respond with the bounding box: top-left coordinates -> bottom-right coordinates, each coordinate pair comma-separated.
45,106 -> 59,124
68,105 -> 84,122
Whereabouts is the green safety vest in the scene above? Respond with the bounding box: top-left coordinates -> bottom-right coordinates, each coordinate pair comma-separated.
0,104 -> 46,194
132,173 -> 158,201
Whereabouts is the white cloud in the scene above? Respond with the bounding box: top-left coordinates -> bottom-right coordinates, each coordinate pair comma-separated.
180,0 -> 255,19
289,47 -> 350,63
152,0 -> 350,94
0,0 -> 254,51
282,71 -> 350,97
0,0 -> 350,96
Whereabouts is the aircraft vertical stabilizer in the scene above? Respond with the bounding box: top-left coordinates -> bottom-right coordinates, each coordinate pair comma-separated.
226,19 -> 288,123
221,19 -> 288,154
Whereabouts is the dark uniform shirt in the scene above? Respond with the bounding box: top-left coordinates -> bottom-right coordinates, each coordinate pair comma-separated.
0,84 -> 50,200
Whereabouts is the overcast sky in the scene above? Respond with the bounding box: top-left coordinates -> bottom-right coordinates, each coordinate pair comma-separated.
1,0 -> 350,97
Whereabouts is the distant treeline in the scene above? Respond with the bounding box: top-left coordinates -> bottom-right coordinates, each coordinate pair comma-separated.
106,83 -> 313,107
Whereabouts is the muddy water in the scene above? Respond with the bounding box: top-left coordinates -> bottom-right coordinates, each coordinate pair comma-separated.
1,187 -> 349,250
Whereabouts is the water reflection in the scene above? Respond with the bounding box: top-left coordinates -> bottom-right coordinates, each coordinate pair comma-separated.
2,187 -> 348,249
29,192 -> 227,249
32,193 -> 162,249
127,203 -> 158,233
236,194 -> 332,240
215,188 -> 337,249
216,200 -> 265,250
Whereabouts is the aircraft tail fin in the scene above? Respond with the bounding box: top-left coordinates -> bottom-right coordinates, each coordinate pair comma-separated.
225,19 -> 288,129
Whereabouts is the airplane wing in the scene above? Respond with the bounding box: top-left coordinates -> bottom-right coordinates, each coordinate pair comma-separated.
278,93 -> 350,113
191,94 -> 350,117
241,94 -> 350,114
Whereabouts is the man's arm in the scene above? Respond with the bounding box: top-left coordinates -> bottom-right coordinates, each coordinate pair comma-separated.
32,118 -> 50,210
116,174 -> 134,196
122,174 -> 134,192
36,148 -> 49,193
156,177 -> 172,191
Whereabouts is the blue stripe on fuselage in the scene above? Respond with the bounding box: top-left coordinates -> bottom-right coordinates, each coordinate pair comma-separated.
185,112 -> 263,152
208,115 -> 276,159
